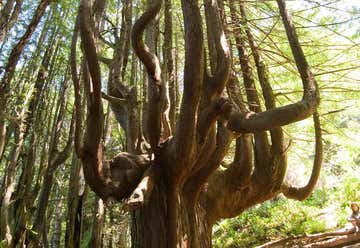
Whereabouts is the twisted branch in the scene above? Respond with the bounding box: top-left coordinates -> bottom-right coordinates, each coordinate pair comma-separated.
132,0 -> 162,151
281,112 -> 323,200
131,0 -> 161,83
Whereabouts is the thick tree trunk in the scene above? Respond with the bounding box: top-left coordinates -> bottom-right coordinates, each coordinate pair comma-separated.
131,199 -> 213,248
130,172 -> 213,248
130,181 -> 167,248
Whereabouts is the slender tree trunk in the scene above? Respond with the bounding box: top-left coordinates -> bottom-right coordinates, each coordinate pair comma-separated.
50,184 -> 64,248
65,155 -> 85,248
91,197 -> 105,248
11,28 -> 58,245
28,70 -> 74,247
12,132 -> 38,247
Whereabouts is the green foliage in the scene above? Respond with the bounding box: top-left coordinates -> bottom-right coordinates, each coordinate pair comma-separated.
340,177 -> 360,202
213,199 -> 330,248
213,173 -> 360,248
303,188 -> 329,208
0,240 -> 7,248
80,229 -> 92,248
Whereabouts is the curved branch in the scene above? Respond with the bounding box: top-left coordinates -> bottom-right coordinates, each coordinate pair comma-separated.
225,100 -> 318,133
196,0 -> 231,144
79,0 -> 102,111
277,0 -> 317,97
227,0 -> 271,172
131,0 -> 161,82
132,0 -> 162,151
223,0 -> 320,134
239,1 -> 284,153
79,0 -> 110,199
204,0 -> 231,98
173,0 -> 203,170
281,112 -> 323,200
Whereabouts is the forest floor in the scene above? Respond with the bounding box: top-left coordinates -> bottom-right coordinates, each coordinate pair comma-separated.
257,228 -> 360,248
257,203 -> 360,247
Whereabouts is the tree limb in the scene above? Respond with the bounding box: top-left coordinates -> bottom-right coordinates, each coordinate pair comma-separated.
70,13 -> 84,158
173,0 -> 203,173
101,92 -> 125,105
281,112 -> 323,200
204,0 -> 231,98
79,0 -> 110,199
222,0 -> 320,134
132,0 -> 163,151
227,0 -> 271,175
131,0 -> 161,82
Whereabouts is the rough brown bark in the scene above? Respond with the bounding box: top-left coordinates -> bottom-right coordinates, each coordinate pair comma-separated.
78,0 -> 151,203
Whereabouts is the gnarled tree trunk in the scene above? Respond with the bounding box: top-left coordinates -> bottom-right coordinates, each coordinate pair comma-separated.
74,0 -> 323,247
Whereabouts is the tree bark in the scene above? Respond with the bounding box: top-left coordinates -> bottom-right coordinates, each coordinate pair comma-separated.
65,155 -> 85,248
91,197 -> 105,248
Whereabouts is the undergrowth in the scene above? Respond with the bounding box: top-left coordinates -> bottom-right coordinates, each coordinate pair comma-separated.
213,176 -> 360,248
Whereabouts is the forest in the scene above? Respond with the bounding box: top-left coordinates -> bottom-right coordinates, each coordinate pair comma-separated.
0,0 -> 359,247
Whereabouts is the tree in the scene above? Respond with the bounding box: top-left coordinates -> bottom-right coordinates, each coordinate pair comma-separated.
74,0 -> 324,247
